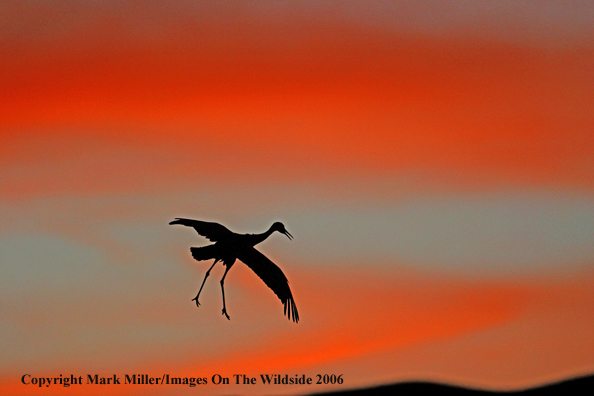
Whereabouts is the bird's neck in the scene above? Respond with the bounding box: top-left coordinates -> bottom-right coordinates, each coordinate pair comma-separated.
249,226 -> 275,246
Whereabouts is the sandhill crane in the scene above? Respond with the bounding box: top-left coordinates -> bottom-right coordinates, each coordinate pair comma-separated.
169,218 -> 299,323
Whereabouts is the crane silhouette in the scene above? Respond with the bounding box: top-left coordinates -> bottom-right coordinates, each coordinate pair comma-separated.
169,218 -> 299,323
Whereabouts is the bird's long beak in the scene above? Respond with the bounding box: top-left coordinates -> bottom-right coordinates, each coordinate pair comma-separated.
283,230 -> 293,240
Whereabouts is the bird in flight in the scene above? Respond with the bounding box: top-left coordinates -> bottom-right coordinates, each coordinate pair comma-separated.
169,218 -> 299,323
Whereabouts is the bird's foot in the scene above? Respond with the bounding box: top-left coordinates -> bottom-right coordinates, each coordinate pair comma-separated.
191,297 -> 201,307
222,308 -> 230,320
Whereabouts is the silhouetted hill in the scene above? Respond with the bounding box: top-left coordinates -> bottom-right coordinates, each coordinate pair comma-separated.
306,374 -> 594,396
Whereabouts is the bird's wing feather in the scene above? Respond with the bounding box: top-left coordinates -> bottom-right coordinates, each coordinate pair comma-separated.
236,246 -> 299,323
169,218 -> 232,242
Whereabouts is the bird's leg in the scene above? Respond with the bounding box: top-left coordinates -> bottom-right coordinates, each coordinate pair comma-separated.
192,260 -> 218,307
220,265 -> 232,320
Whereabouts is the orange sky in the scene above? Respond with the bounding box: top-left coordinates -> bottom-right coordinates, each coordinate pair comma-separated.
3,267 -> 594,395
2,8 -> 594,197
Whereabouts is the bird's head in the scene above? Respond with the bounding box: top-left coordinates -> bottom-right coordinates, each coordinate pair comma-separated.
272,222 -> 293,240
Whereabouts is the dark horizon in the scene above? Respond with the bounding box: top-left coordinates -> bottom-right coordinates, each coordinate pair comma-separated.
306,374 -> 594,396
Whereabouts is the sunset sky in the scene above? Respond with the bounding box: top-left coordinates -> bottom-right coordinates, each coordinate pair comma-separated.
1,1 -> 594,395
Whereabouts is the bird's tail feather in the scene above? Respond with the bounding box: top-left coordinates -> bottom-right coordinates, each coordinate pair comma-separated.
284,297 -> 299,323
190,245 -> 219,261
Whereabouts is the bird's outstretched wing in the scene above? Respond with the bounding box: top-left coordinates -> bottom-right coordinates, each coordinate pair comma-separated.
169,218 -> 232,242
236,246 -> 299,323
